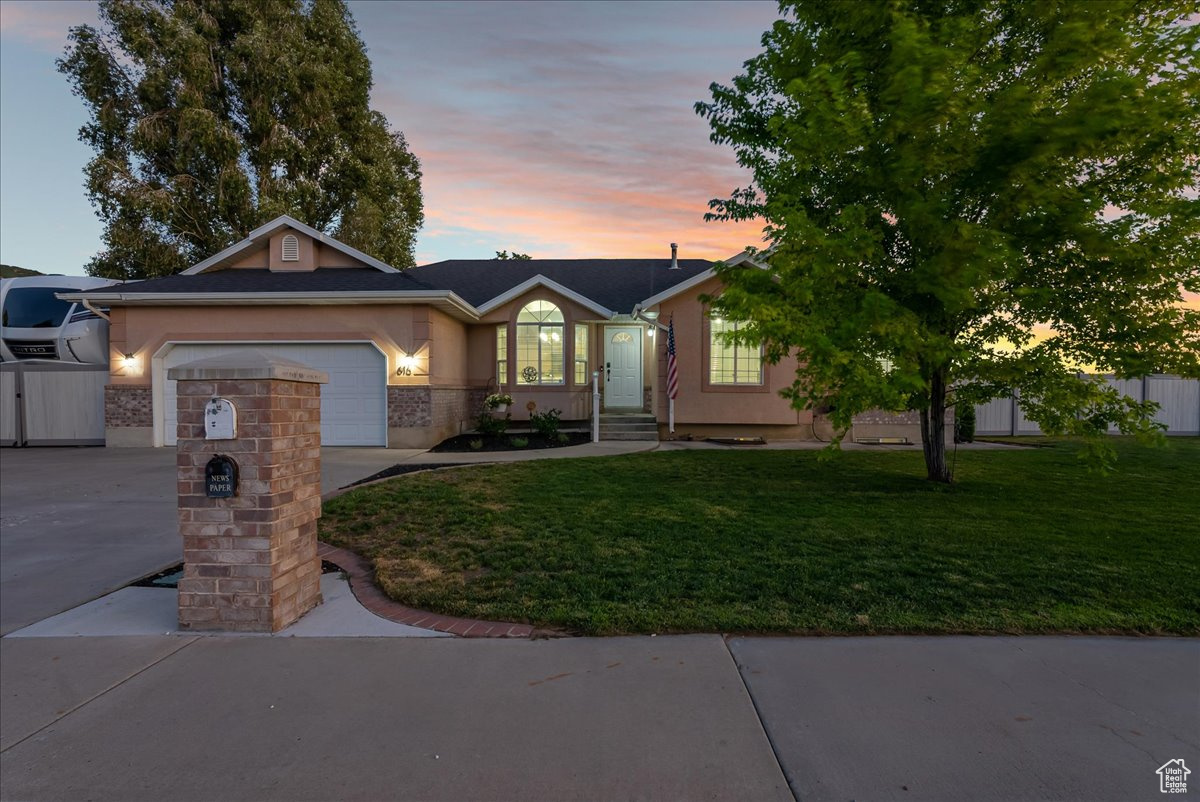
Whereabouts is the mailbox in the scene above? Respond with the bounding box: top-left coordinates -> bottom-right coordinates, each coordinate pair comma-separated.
205,455 -> 238,498
204,397 -> 237,440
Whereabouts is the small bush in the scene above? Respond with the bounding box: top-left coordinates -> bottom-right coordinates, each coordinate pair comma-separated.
529,408 -> 562,440
477,412 -> 508,437
556,432 -> 571,444
509,436 -> 528,448
468,438 -> 484,450
954,404 -> 976,443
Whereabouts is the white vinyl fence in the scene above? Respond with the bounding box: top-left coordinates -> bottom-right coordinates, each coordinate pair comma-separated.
975,375 -> 1200,437
0,363 -> 108,446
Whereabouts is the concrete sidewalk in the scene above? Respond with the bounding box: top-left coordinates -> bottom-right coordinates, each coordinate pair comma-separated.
2,634 -> 1195,801
1,635 -> 790,802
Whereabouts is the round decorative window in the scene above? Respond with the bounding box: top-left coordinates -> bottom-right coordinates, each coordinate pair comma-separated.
521,366 -> 539,383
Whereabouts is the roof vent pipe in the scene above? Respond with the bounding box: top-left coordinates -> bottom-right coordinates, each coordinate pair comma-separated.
670,242 -> 679,269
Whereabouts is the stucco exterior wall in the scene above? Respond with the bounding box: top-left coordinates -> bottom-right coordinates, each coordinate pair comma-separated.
226,233 -> 371,271
650,275 -> 808,433
472,286 -> 605,421
105,302 -> 481,447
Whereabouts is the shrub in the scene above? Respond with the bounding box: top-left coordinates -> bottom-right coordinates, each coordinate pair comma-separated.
529,407 -> 562,440
468,438 -> 484,451
509,436 -> 528,448
477,411 -> 508,437
954,404 -> 976,443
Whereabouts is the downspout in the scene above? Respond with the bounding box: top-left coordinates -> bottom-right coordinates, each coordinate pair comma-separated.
81,298 -> 111,322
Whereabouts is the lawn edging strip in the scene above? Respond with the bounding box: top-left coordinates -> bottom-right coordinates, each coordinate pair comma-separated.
316,542 -> 549,638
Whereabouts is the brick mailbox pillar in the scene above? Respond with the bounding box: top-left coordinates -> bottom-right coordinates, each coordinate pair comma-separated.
168,352 -> 328,632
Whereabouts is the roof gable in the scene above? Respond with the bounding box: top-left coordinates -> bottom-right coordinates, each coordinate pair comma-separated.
407,258 -> 714,315
182,215 -> 398,274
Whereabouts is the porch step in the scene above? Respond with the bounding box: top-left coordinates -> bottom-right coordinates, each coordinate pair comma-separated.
598,413 -> 658,441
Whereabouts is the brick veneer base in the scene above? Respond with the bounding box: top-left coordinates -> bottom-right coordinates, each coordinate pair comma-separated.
105,384 -> 153,428
173,364 -> 327,633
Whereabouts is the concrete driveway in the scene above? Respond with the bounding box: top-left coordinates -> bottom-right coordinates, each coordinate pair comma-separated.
0,446 -> 409,635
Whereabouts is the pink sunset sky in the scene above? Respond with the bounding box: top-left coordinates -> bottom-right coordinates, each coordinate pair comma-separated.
0,0 -> 1194,320
0,0 -> 778,274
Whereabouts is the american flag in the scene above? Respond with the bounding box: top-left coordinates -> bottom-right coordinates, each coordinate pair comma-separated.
666,317 -> 679,400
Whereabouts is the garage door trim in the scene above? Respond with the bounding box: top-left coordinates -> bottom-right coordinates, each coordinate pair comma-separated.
152,339 -> 387,447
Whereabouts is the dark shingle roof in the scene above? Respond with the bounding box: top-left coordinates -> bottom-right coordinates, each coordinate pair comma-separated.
406,259 -> 713,312
81,258 -> 715,314
91,268 -> 435,294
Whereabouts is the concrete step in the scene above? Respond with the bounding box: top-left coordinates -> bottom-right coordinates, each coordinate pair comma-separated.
598,414 -> 658,441
600,430 -> 660,441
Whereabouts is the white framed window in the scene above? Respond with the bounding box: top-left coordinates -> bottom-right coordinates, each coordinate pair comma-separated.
516,300 -> 564,385
574,323 -> 588,384
496,324 -> 508,386
709,316 -> 763,385
281,234 -> 300,261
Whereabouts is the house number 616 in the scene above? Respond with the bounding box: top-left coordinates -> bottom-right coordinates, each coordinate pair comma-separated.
396,366 -> 413,376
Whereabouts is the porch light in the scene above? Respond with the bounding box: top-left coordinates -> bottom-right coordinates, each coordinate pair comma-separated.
396,353 -> 419,374
647,328 -> 655,338
121,353 -> 138,370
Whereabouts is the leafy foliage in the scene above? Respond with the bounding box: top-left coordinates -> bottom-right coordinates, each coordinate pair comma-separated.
529,407 -> 562,440
58,0 -> 423,279
697,1 -> 1199,480
495,250 -> 532,260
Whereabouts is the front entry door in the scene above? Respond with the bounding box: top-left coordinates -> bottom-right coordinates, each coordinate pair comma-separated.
604,326 -> 642,408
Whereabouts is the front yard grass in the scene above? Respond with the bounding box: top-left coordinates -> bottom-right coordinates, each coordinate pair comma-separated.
319,438 -> 1200,636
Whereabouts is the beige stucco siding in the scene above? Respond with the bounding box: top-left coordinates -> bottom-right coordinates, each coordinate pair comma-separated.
109,304 -> 427,386
470,286 -> 605,420
652,275 -> 808,428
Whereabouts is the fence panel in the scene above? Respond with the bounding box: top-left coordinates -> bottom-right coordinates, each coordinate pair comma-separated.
973,375 -> 1199,437
1102,377 -> 1145,433
974,396 -> 1015,436
0,369 -> 18,445
1146,375 -> 1200,435
22,368 -> 107,445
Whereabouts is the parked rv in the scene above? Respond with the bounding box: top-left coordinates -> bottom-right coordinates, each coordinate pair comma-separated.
0,276 -> 122,364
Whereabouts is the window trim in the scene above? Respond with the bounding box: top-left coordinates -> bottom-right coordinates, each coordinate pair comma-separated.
496,324 -> 508,387
701,310 -> 768,393
573,323 -> 589,386
515,300 -> 565,386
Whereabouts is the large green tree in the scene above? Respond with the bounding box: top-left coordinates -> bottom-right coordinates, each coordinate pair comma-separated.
58,0 -> 423,279
698,1 -> 1199,482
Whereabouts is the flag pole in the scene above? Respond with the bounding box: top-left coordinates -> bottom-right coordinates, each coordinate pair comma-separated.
666,314 -> 677,434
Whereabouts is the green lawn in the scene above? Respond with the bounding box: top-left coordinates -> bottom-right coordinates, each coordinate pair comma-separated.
319,438 -> 1200,636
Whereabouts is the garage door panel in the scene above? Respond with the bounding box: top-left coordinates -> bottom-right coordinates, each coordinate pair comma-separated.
162,343 -> 386,446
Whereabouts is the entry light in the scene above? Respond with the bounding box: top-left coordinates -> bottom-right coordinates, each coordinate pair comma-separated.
647,328 -> 655,338
396,352 -> 419,375
121,353 -> 138,370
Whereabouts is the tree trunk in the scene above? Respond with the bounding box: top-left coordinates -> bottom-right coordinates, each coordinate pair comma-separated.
920,368 -> 952,483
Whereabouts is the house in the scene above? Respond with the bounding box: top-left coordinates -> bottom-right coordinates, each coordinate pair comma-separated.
62,215 -> 924,448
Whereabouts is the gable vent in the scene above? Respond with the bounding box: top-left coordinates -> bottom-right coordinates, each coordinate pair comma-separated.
281,234 -> 300,262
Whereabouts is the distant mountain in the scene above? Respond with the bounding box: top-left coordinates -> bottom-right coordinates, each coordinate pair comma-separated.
1,264 -> 44,278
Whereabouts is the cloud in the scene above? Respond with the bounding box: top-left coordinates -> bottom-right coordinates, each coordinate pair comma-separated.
350,0 -> 778,260
0,1 -> 99,52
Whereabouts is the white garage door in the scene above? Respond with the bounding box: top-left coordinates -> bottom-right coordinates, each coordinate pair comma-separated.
162,343 -> 386,446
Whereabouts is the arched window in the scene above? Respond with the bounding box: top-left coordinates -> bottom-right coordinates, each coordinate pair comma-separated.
281,234 -> 300,261
516,300 -> 564,385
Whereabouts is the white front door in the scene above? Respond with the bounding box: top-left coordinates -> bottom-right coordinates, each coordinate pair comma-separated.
604,326 -> 642,408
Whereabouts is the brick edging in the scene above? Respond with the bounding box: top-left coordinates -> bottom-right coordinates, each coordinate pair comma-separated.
317,542 -> 544,638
